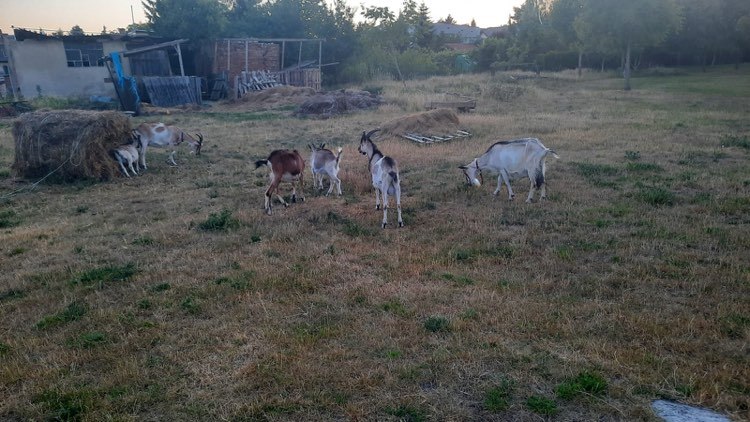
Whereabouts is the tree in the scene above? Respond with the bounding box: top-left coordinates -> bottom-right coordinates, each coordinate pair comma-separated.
440,14 -> 456,24
548,0 -> 583,76
69,25 -> 85,36
142,0 -> 228,39
575,0 -> 682,90
470,19 -> 476,27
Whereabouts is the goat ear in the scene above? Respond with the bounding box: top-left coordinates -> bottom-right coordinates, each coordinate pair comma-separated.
320,143 -> 326,149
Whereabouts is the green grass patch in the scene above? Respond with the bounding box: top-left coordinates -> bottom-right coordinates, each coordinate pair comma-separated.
555,371 -> 608,399
71,263 -> 137,287
638,186 -> 675,206
150,283 -> 171,292
525,396 -> 558,415
68,331 -> 108,349
0,209 -> 21,228
626,162 -> 663,172
197,209 -> 241,231
714,197 -> 750,215
385,404 -> 426,421
484,379 -> 513,412
441,272 -> 475,286
214,271 -> 256,290
36,301 -> 87,329
132,236 -> 155,246
721,134 -> 750,149
181,295 -> 201,315
0,342 -> 10,355
424,316 -> 451,333
0,288 -> 25,302
381,299 -> 409,317
718,313 -> 750,339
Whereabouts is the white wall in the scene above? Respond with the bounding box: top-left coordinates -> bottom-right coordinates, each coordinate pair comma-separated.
8,38 -> 128,99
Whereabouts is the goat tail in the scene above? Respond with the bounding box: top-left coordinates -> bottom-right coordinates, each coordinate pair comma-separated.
254,159 -> 269,169
389,171 -> 398,184
335,147 -> 343,164
547,148 -> 560,159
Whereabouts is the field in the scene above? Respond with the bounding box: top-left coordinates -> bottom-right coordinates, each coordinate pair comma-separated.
1,67 -> 749,421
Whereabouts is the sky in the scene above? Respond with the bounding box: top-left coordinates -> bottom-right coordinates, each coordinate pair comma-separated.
0,0 -> 521,35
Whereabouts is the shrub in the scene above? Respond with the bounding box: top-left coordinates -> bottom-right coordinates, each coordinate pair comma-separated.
424,316 -> 451,333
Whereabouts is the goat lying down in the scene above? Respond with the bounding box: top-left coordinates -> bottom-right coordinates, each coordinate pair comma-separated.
358,129 -> 403,228
460,137 -> 559,202
255,149 -> 305,215
112,131 -> 141,177
309,143 -> 343,196
134,122 -> 203,169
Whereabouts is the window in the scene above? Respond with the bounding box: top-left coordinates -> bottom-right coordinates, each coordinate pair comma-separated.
63,40 -> 104,67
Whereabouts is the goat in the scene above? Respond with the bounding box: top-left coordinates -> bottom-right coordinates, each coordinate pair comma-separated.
134,122 -> 203,169
309,143 -> 343,196
459,137 -> 559,203
358,129 -> 403,228
254,149 -> 305,215
112,131 -> 141,177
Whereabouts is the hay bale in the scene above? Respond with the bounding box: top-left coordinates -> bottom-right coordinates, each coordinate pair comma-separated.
294,89 -> 381,118
12,110 -> 131,181
379,108 -> 461,139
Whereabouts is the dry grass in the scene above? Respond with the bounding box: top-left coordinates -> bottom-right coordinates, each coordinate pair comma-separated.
1,68 -> 749,421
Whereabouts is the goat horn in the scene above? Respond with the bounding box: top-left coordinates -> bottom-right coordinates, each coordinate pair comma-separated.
366,129 -> 380,139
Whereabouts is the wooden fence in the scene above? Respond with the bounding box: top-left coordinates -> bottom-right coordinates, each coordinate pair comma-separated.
142,76 -> 202,107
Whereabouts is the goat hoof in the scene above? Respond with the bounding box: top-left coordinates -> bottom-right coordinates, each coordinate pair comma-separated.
382,223 -> 387,229
398,222 -> 404,228
376,205 -> 381,210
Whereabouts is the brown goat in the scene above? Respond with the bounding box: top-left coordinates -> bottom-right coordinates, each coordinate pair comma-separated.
255,149 -> 305,215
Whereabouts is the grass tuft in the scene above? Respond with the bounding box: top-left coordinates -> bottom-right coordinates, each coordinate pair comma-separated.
555,371 -> 608,400
36,301 -> 87,329
197,209 -> 241,232
424,316 -> 451,333
72,263 -> 137,287
526,396 -> 558,415
484,379 -> 513,412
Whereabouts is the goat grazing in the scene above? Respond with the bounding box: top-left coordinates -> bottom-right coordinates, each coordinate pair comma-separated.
134,122 -> 203,169
358,129 -> 403,228
459,137 -> 559,202
255,149 -> 305,215
112,131 -> 141,177
309,143 -> 343,196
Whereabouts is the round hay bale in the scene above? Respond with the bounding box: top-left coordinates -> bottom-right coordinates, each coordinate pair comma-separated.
12,110 -> 131,182
379,108 -> 461,139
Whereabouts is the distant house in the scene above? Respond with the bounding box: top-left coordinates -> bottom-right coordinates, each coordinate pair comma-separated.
0,36 -> 9,97
432,23 -> 483,45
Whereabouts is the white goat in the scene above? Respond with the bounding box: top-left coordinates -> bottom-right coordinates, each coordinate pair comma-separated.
309,143 -> 343,196
460,137 -> 559,202
112,131 -> 141,177
134,122 -> 203,169
358,129 -> 403,228
254,149 -> 306,215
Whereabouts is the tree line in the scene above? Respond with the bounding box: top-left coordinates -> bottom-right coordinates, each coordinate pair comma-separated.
135,0 -> 750,88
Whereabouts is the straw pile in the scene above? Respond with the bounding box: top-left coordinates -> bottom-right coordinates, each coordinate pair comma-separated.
12,110 -> 131,181
378,108 -> 461,139
294,89 -> 381,118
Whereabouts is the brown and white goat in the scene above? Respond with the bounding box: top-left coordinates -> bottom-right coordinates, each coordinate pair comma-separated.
309,143 -> 343,196
112,131 -> 141,177
254,149 -> 305,215
134,122 -> 203,169
460,137 -> 559,202
358,129 -> 403,228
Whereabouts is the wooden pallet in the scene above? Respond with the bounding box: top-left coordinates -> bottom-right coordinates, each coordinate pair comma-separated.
401,130 -> 472,144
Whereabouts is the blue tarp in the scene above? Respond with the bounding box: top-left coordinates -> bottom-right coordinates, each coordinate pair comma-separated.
109,52 -> 140,104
